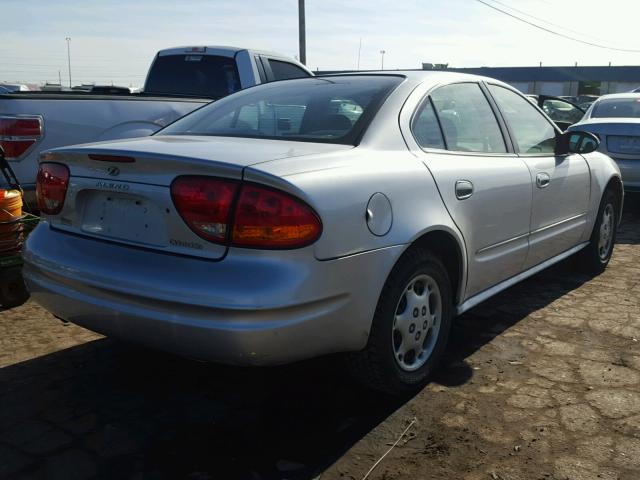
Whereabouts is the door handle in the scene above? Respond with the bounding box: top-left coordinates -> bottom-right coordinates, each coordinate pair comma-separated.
455,180 -> 474,200
536,172 -> 551,188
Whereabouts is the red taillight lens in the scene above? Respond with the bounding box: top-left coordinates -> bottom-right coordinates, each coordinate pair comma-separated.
170,176 -> 322,249
170,176 -> 239,244
0,116 -> 42,160
232,184 -> 322,249
0,118 -> 41,136
36,162 -> 70,215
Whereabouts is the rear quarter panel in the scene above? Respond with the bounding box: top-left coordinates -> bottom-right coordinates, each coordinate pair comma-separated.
244,147 -> 466,275
580,151 -> 624,236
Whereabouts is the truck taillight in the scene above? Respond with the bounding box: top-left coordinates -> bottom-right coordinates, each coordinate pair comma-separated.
36,163 -> 70,215
171,176 -> 322,249
0,116 -> 42,160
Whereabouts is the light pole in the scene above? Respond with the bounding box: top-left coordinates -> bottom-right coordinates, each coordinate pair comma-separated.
380,49 -> 386,70
65,37 -> 72,88
298,0 -> 306,65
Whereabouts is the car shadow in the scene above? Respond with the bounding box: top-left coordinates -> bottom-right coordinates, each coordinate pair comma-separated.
1,209 -> 637,480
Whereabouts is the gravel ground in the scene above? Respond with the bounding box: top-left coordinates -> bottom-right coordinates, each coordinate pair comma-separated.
1,196 -> 638,480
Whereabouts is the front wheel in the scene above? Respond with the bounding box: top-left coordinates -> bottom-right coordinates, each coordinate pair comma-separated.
578,189 -> 618,274
347,249 -> 453,394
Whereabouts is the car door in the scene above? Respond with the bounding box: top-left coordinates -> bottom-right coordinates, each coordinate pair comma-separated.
537,95 -> 585,131
410,82 -> 533,298
487,84 -> 591,269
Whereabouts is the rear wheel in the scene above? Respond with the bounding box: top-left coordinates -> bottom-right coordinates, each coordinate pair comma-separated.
578,189 -> 618,274
347,249 -> 453,394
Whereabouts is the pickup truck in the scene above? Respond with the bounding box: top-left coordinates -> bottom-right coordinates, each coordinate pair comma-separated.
0,46 -> 312,204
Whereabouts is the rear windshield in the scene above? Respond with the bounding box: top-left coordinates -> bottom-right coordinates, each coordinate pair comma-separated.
157,76 -> 403,145
144,54 -> 241,98
592,98 -> 640,118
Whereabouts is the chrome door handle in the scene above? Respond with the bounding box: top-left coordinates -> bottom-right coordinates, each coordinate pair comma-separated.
536,172 -> 551,188
455,180 -> 474,200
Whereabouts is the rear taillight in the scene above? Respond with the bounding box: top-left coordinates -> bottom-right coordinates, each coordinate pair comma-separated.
171,176 -> 322,249
232,184 -> 322,248
171,176 -> 239,244
36,162 -> 70,215
0,116 -> 42,160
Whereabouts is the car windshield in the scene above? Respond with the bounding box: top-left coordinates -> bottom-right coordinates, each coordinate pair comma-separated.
157,76 -> 404,145
591,97 -> 640,118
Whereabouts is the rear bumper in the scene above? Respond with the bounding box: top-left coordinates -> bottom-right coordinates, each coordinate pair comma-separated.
23,224 -> 403,365
612,158 -> 640,191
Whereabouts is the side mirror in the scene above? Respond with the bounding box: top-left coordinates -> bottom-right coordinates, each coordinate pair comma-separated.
555,130 -> 600,155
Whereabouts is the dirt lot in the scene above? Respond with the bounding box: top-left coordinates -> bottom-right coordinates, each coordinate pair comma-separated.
1,197 -> 639,480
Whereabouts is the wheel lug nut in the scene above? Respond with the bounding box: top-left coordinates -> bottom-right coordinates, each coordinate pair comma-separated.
423,321 -> 428,329
413,308 -> 419,318
422,306 -> 427,316
415,331 -> 421,341
409,323 -> 415,333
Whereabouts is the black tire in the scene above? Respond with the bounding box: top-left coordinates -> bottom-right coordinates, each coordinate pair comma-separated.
578,188 -> 618,275
347,248 -> 453,395
0,266 -> 30,309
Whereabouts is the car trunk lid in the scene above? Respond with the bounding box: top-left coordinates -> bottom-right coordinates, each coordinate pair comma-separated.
42,135 -> 350,259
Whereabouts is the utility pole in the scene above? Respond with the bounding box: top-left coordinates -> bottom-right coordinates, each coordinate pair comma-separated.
58,70 -> 61,85
65,37 -> 72,88
357,38 -> 362,70
298,0 -> 306,65
380,50 -> 386,70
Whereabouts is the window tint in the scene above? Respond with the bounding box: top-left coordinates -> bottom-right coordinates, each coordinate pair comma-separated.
430,83 -> 506,153
412,99 -> 445,149
268,59 -> 310,80
145,54 -> 240,98
488,85 -> 557,154
158,76 -> 402,145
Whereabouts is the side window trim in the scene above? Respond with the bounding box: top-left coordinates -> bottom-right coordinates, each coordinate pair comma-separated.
260,56 -> 275,82
484,82 -> 561,157
410,95 -> 448,150
254,55 -> 267,83
478,82 -> 515,153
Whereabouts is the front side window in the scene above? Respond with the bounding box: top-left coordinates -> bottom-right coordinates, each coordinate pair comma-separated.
488,85 -> 557,155
268,59 -> 310,81
430,83 -> 506,153
158,76 -> 403,145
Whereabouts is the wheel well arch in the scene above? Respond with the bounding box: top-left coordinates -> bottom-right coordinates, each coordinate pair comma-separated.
604,175 -> 624,222
407,229 -> 465,304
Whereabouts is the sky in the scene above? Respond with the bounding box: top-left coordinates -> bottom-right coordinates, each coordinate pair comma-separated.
1,0 -> 639,87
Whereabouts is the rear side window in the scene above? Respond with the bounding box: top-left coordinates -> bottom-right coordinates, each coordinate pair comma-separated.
488,85 -> 557,154
144,54 -> 241,98
158,76 -> 403,145
430,83 -> 506,153
412,99 -> 445,149
268,59 -> 310,80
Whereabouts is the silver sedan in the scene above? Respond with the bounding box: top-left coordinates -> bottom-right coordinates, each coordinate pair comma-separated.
570,93 -> 640,192
24,72 -> 622,394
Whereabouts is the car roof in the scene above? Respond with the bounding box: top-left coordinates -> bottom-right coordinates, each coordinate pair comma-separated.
594,93 -> 640,101
316,70 -> 516,91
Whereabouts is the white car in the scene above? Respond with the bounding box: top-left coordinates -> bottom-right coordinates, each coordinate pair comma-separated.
570,93 -> 640,192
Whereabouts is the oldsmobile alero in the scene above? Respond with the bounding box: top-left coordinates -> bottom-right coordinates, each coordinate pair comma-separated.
24,72 -> 623,393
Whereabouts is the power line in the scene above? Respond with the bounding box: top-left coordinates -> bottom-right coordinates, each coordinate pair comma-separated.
486,0 -> 609,44
474,0 -> 640,53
